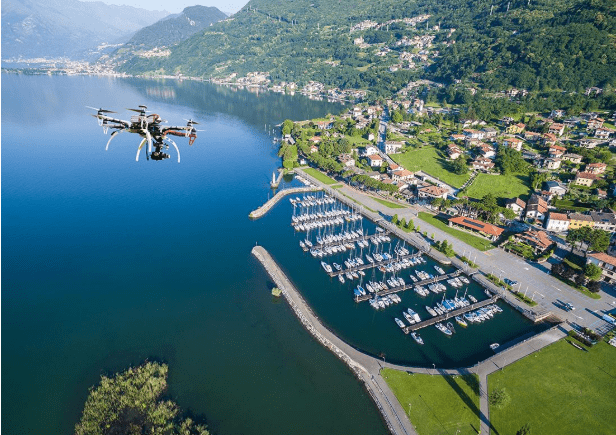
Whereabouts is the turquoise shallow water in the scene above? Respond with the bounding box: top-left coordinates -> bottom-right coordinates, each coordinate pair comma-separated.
2,74 -> 546,434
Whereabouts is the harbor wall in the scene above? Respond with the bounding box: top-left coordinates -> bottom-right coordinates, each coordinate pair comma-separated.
249,186 -> 321,219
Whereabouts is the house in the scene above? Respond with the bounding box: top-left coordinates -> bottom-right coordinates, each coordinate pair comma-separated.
338,154 -> 355,167
595,128 -> 613,140
543,158 -> 562,170
471,157 -> 495,172
544,180 -> 567,197
548,123 -> 565,137
596,188 -> 608,199
385,141 -> 404,154
475,142 -> 495,158
309,144 -> 319,153
524,131 -> 541,142
315,120 -> 333,130
586,252 -> 616,284
387,163 -> 401,174
590,212 -> 616,233
503,137 -> 523,151
568,212 -> 595,230
574,172 -> 598,187
309,136 -> 321,144
362,146 -> 379,156
525,194 -> 549,221
448,216 -> 504,241
586,162 -> 607,175
450,134 -> 466,142
500,117 -> 515,126
579,139 -> 601,149
505,197 -> 527,216
418,185 -> 449,200
506,122 -> 526,134
542,133 -> 558,146
522,149 -> 540,161
463,129 -> 485,140
562,153 -> 583,164
481,127 -> 499,138
366,154 -> 384,168
548,145 -> 566,158
513,229 -> 553,253
550,110 -> 566,118
544,212 -> 570,232
587,118 -> 604,130
392,169 -> 415,183
447,144 -> 463,159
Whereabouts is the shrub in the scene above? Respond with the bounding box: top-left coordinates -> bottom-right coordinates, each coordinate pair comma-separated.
489,387 -> 511,409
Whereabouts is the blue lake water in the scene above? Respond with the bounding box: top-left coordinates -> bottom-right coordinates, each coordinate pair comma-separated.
2,74 -> 547,434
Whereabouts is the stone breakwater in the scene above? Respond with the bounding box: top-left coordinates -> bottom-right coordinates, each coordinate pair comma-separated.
251,245 -> 413,435
248,186 -> 321,219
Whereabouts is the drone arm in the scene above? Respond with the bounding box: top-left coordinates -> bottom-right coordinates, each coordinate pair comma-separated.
105,130 -> 124,151
136,138 -> 147,162
164,137 -> 180,163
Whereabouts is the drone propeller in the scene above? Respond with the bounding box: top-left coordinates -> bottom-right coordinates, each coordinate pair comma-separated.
127,106 -> 149,114
86,106 -> 117,114
184,119 -> 200,125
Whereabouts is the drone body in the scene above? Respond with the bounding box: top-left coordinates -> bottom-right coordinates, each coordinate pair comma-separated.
89,105 -> 199,162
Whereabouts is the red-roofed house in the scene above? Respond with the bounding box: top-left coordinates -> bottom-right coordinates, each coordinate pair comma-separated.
587,252 -> 616,284
513,229 -> 553,254
548,123 -> 565,137
548,145 -> 566,158
418,185 -> 449,200
448,216 -> 504,241
447,144 -> 463,159
544,212 -> 569,232
366,154 -> 383,168
505,197 -> 526,216
586,162 -> 607,175
575,172 -> 598,187
472,157 -> 495,172
503,137 -> 523,151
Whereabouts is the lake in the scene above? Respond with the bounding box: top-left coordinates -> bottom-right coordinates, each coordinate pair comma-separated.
1,74 -> 546,434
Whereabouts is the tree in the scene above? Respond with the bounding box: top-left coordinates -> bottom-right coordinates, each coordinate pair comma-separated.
392,214 -> 399,225
516,423 -> 532,435
584,263 -> 603,281
282,119 -> 294,136
589,229 -> 610,252
75,362 -> 209,435
587,280 -> 602,293
489,388 -> 511,409
406,219 -> 415,231
451,156 -> 468,175
502,208 -> 517,221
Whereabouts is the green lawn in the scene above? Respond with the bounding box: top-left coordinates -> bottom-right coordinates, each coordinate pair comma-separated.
383,369 -> 480,435
489,340 -> 616,435
371,197 -> 406,209
464,173 -> 530,200
418,212 -> 495,251
391,147 -> 470,188
344,135 -> 372,146
302,167 -> 337,185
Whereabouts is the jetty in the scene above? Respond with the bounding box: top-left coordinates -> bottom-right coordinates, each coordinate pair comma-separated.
354,270 -> 463,302
270,170 -> 284,188
249,186 -> 321,219
402,295 -> 499,333
329,252 -> 424,277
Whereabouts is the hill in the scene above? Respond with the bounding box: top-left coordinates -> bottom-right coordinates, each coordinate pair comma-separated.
115,0 -> 616,95
103,6 -> 227,65
1,0 -> 169,60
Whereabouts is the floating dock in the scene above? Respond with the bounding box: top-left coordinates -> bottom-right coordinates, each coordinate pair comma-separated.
402,295 -> 499,333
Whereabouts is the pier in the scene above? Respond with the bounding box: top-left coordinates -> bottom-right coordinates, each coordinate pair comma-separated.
328,252 -> 424,277
354,270 -> 463,302
313,231 -> 391,251
402,295 -> 499,333
249,186 -> 321,219
270,170 -> 284,188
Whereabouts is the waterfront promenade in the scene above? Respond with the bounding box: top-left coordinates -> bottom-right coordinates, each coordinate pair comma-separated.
252,245 -> 570,435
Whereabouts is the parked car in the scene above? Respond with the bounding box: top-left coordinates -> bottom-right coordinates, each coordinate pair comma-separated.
504,278 -> 518,286
564,302 -> 575,311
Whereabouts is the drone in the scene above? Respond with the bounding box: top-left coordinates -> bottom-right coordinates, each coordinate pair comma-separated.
88,105 -> 200,162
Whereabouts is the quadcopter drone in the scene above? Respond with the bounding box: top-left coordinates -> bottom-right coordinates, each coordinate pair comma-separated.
89,105 -> 200,162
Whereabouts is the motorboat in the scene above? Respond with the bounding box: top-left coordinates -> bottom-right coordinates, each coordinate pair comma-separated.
395,318 -> 406,329
411,332 -> 424,345
455,316 -> 468,327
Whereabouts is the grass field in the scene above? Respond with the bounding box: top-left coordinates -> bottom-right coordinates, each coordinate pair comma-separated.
391,147 -> 470,188
344,135 -> 372,146
371,197 -> 406,209
302,167 -> 337,185
464,173 -> 530,200
489,339 -> 616,435
383,369 -> 480,435
418,212 -> 495,251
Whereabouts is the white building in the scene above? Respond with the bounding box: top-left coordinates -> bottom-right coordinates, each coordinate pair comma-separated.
544,212 -> 569,232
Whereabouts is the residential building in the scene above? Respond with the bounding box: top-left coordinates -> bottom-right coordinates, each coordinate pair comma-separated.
524,131 -> 541,142
568,212 -> 595,230
586,253 -> 616,284
548,123 -> 565,137
543,158 -> 562,170
463,129 -> 485,140
448,216 -> 504,241
506,122 -> 526,134
525,194 -> 548,221
586,162 -> 607,175
447,144 -> 463,159
545,212 -> 570,232
548,145 -> 566,158
418,185 -> 449,200
363,146 -> 379,156
309,144 -> 319,153
475,142 -> 495,159
590,212 -> 616,232
505,197 -> 526,216
392,169 -> 415,183
366,154 -> 383,168
514,229 -> 553,253
503,137 -> 523,151
544,180 -> 567,197
542,133 -> 558,146
587,118 -> 604,130
338,154 -> 355,167
562,153 -> 583,164
579,139 -> 601,149
595,128 -> 613,140
481,127 -> 499,138
471,157 -> 495,172
385,141 -> 404,154
574,172 -> 598,187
